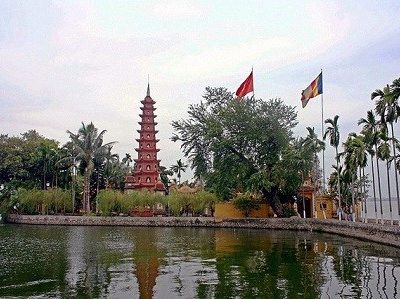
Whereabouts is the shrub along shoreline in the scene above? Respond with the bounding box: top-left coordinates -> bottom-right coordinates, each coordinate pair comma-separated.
5,214 -> 400,249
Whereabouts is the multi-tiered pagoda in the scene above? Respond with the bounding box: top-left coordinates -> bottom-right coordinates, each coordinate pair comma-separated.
125,84 -> 165,192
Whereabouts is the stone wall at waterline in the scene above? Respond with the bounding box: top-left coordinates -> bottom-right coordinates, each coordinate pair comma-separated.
6,214 -> 400,248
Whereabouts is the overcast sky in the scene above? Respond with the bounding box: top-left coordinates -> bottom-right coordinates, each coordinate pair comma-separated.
1,0 -> 399,190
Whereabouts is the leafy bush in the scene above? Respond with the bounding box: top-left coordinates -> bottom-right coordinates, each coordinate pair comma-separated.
97,189 -> 219,217
232,193 -> 260,217
282,203 -> 297,218
13,188 -> 72,215
97,190 -> 166,216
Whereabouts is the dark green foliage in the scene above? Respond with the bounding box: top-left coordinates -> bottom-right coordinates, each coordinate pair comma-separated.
232,193 -> 260,217
171,87 -> 320,216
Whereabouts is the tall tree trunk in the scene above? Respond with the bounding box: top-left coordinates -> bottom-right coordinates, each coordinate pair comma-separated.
96,169 -> 100,214
351,174 -> 355,222
262,187 -> 283,217
390,123 -> 400,221
386,159 -> 393,225
375,144 -> 384,224
370,154 -> 378,223
84,169 -> 91,214
362,167 -> 367,223
43,163 -> 47,190
336,146 -> 342,220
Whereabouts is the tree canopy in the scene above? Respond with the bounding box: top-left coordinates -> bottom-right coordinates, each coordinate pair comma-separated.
171,87 -> 318,216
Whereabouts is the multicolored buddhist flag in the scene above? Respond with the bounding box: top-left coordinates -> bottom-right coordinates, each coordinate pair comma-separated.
301,72 -> 323,108
236,70 -> 254,98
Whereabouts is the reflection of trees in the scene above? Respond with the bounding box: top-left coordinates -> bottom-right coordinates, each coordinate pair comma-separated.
207,230 -> 323,298
2,226 -> 400,298
317,235 -> 400,298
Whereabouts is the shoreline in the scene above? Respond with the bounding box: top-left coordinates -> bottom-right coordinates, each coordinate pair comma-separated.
5,214 -> 400,248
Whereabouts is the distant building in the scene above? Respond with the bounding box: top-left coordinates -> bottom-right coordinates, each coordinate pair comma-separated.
125,84 -> 165,193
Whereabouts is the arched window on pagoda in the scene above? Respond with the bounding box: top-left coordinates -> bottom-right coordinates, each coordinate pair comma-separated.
146,154 -> 151,159
146,177 -> 151,183
147,134 -> 150,139
146,144 -> 150,148
146,165 -> 150,170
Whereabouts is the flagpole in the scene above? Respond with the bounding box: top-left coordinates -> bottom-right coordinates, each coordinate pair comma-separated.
252,66 -> 255,99
321,68 -> 326,193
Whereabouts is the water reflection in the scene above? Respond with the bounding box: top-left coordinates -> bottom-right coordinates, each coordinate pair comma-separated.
0,225 -> 399,298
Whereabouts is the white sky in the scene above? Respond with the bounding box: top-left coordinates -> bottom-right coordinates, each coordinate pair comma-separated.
1,0 -> 399,194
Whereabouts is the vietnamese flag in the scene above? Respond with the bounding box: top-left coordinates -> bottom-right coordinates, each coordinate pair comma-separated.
235,70 -> 253,98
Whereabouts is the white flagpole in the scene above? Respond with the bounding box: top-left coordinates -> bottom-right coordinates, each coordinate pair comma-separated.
252,66 -> 255,99
321,69 -> 326,193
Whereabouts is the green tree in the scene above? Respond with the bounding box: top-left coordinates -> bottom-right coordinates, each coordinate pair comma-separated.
324,115 -> 342,220
358,111 -> 382,222
67,122 -> 116,213
300,127 -> 325,192
122,153 -> 132,167
172,87 -> 307,217
372,82 -> 400,218
159,165 -> 173,190
377,128 -> 394,224
170,159 -> 188,185
342,134 -> 368,221
233,193 -> 260,217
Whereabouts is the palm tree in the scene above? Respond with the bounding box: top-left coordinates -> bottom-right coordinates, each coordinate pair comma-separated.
159,165 -> 173,192
372,83 -> 399,221
324,115 -> 342,220
377,128 -> 393,224
302,127 -> 325,192
348,134 -> 368,222
358,111 -> 382,223
170,159 -> 188,185
122,153 -> 133,167
67,122 -> 116,213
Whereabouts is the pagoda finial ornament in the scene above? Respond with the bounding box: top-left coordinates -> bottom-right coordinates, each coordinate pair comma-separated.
125,85 -> 165,192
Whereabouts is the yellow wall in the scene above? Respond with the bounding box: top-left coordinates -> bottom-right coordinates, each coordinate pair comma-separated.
314,196 -> 335,219
214,202 -> 273,220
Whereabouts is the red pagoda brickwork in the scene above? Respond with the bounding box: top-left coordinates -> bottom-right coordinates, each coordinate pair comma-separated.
125,85 -> 165,192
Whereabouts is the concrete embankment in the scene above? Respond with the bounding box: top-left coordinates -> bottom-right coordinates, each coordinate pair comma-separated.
6,214 -> 400,248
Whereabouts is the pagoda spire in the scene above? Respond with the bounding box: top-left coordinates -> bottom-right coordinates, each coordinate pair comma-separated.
147,75 -> 150,97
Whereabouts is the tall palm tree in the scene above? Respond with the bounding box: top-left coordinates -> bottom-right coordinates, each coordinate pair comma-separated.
342,135 -> 359,222
372,83 -> 399,221
170,159 -> 188,185
302,127 -> 325,192
67,122 -> 116,213
122,153 -> 133,167
350,134 -> 368,222
358,111 -> 381,223
324,115 -> 342,220
377,128 -> 393,224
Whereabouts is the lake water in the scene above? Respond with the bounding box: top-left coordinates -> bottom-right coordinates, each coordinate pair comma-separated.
0,225 -> 400,298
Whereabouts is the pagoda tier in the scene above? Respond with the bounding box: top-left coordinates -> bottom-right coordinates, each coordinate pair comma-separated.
125,84 -> 165,192
140,106 -> 156,111
138,122 -> 158,126
139,114 -> 157,118
137,130 -> 159,134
